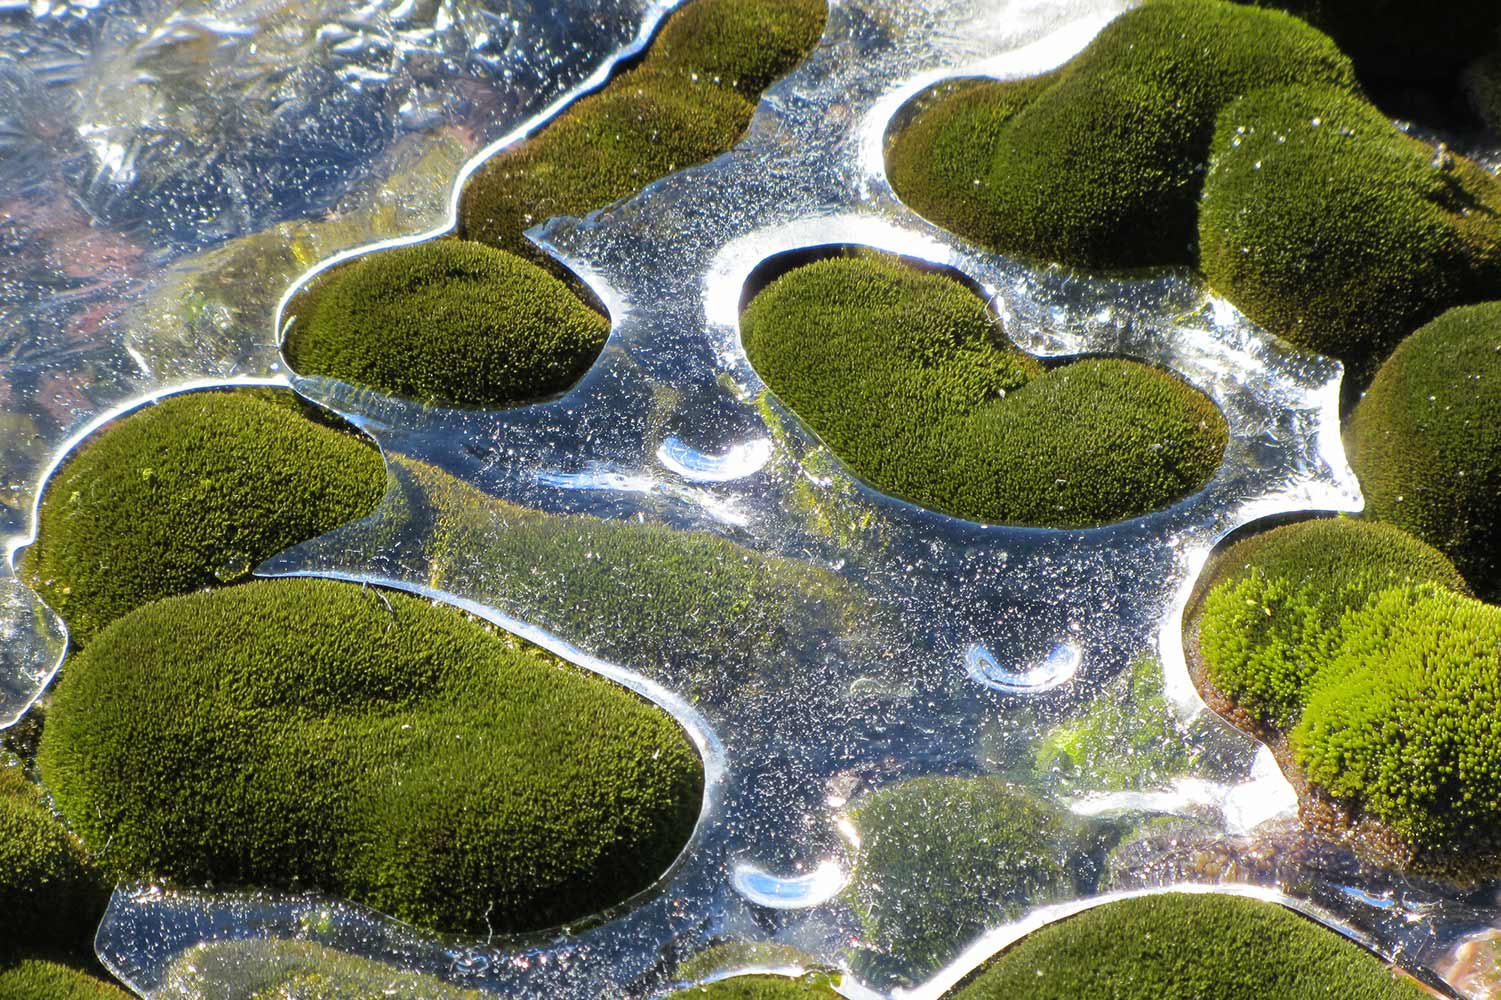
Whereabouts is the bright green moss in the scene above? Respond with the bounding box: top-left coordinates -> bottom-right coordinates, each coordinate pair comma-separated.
948,893 -> 1426,1000
1346,302 -> 1501,599
848,776 -> 1082,979
284,239 -> 611,409
740,254 -> 1227,527
21,388 -> 385,645
887,0 -> 1356,269
664,975 -> 841,999
159,941 -> 487,1000
1199,85 -> 1501,384
0,756 -> 109,957
38,577 -> 704,936
1196,518 -> 1468,728
0,960 -> 132,1000
458,0 -> 826,260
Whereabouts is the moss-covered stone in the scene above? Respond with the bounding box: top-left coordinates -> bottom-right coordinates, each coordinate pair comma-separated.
664,975 -> 841,999
283,239 -> 611,409
38,577 -> 704,936
0,960 -> 132,1000
740,254 -> 1227,527
848,776 -> 1082,978
947,893 -> 1426,999
1195,518 -> 1468,729
1199,85 -> 1501,384
1346,302 -> 1501,599
159,940 -> 487,1000
22,388 -> 385,645
457,0 -> 826,260
886,0 -> 1355,269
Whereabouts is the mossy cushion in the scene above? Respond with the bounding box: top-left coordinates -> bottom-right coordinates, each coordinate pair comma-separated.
0,961 -> 132,1000
284,239 -> 611,409
22,388 -> 385,645
886,0 -> 1356,269
664,976 -> 841,999
849,776 -> 1080,977
1199,86 -> 1501,384
740,254 -> 1227,527
458,0 -> 827,259
1346,302 -> 1501,599
160,941 -> 487,1000
948,893 -> 1425,999
38,576 -> 704,936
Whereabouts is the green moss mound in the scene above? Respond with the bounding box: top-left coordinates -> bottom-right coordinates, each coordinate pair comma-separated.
948,893 -> 1425,1000
664,975 -> 841,999
38,577 -> 704,936
284,239 -> 611,409
0,961 -> 132,1000
1346,302 -> 1501,599
1195,518 -> 1468,729
1199,85 -> 1501,384
1233,0 -> 1501,85
22,388 -> 385,645
740,254 -> 1227,527
458,0 -> 826,259
849,776 -> 1081,978
160,941 -> 487,1000
887,0 -> 1355,269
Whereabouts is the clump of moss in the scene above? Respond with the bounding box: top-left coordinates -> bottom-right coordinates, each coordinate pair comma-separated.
1195,518 -> 1468,729
887,0 -> 1355,269
159,941 -> 486,1000
1199,85 -> 1501,385
740,254 -> 1227,527
948,893 -> 1425,999
664,975 -> 841,999
22,388 -> 385,644
1346,302 -> 1501,599
38,576 -> 704,936
848,776 -> 1082,979
283,239 -> 611,409
457,0 -> 826,260
0,961 -> 132,1000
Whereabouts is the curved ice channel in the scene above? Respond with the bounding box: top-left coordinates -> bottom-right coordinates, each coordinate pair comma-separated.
5,0 -> 1501,997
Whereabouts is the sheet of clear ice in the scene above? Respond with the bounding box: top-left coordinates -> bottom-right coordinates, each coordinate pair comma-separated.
4,0 -> 1501,996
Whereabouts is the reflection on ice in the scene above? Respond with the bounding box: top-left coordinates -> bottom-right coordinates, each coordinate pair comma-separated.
657,435 -> 773,482
964,640 -> 1080,694
731,860 -> 847,909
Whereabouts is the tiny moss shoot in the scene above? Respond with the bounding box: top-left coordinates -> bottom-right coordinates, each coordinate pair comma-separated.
38,577 -> 705,936
740,253 -> 1227,527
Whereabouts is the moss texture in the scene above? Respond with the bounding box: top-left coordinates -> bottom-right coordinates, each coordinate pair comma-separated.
38,576 -> 704,936
0,961 -> 132,1000
22,388 -> 385,645
1346,302 -> 1501,600
948,893 -> 1425,1000
284,239 -> 611,409
886,0 -> 1355,269
1199,85 -> 1501,384
1194,518 -> 1501,864
458,0 -> 826,260
159,941 -> 487,1000
664,976 -> 841,999
740,254 -> 1227,527
848,776 -> 1081,978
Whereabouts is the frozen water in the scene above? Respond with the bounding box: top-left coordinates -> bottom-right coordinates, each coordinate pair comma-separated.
3,0 -> 1500,997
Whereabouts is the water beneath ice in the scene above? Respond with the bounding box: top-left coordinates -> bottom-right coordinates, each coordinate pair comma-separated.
3,0 -> 1501,997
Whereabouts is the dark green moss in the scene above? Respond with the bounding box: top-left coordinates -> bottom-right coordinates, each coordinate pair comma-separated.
1199,85 -> 1501,383
1346,302 -> 1501,599
22,388 -> 385,644
887,0 -> 1355,269
664,975 -> 841,999
1195,518 -> 1468,729
1232,0 -> 1501,85
38,577 -> 704,936
948,893 -> 1426,1000
740,254 -> 1227,527
160,941 -> 487,1000
1469,46 -> 1501,132
284,239 -> 611,409
848,776 -> 1082,978
0,960 -> 132,1000
458,0 -> 826,260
